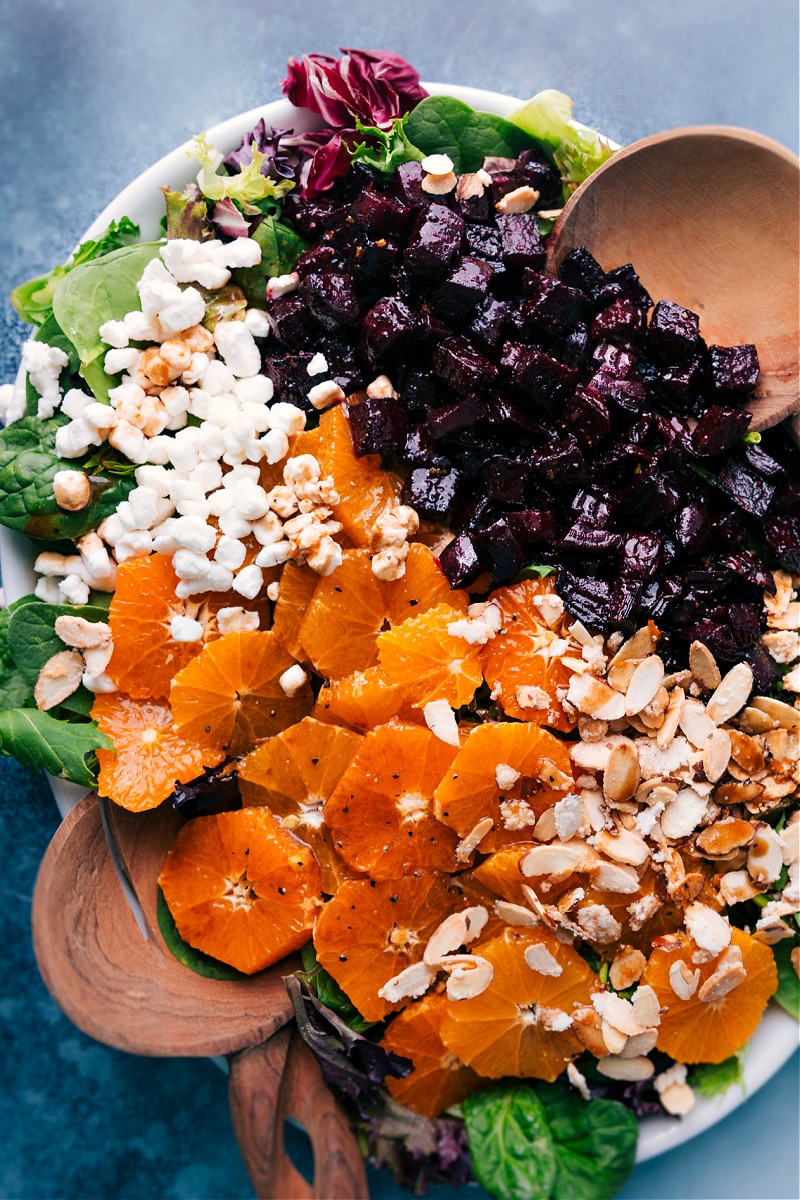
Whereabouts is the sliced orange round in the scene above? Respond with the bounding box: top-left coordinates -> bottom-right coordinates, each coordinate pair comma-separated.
434,722 -> 575,853
299,550 -> 385,679
381,994 -> 482,1118
313,873 -> 464,1022
323,723 -> 461,879
439,925 -> 595,1081
377,602 -> 483,709
158,807 -> 323,974
643,927 -> 778,1063
313,665 -> 419,733
169,630 -> 313,755
481,579 -> 575,732
93,693 -> 222,811
316,404 -> 401,545
271,562 -> 320,661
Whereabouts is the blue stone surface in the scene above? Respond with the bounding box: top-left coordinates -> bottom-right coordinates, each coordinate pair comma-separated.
0,2 -> 798,1197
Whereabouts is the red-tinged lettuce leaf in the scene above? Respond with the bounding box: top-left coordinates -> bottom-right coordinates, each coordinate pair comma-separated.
210,198 -> 251,240
282,48 -> 426,129
162,185 -> 212,241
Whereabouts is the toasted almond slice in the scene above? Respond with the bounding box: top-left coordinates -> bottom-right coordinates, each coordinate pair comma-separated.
625,655 -> 665,716
689,640 -> 722,690
750,695 -> 800,730
494,899 -> 540,928
684,902 -> 732,957
34,650 -> 85,711
597,1055 -> 654,1082
739,705 -> 780,734
439,954 -> 493,1000
631,984 -> 661,1028
538,757 -> 573,791
657,687 -> 685,749
609,947 -> 647,991
520,840 -> 591,878
495,185 -> 540,214
523,942 -> 563,977
714,779 -> 764,806
728,728 -> 766,773
660,787 -> 707,840
768,600 -> 800,631
533,806 -> 557,842
747,822 -> 784,884
589,859 -> 641,894
573,1006 -> 609,1057
595,826 -> 650,867
609,624 -> 658,666
423,906 -> 488,965
567,674 -> 626,721
678,697 -> 716,748
600,1021 -> 629,1054
669,959 -> 701,1000
54,614 -> 112,649
603,739 -> 640,803
455,172 -> 486,200
696,817 -> 755,856
455,816 -> 494,862
706,662 -> 754,724
718,869 -> 761,905
377,961 -> 435,1003
659,1082 -> 696,1115
607,659 -> 640,693
703,727 -> 732,782
620,1028 -> 659,1058
593,991 -> 643,1036
698,960 -> 747,1003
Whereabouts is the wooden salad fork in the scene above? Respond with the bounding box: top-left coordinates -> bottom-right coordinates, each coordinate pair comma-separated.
31,794 -> 368,1199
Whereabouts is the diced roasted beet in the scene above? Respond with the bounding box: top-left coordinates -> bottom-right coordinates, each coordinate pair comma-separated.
530,435 -> 587,490
405,204 -> 466,279
317,336 -> 365,395
765,515 -> 800,571
430,257 -> 493,320
464,223 -> 505,266
390,160 -> 428,208
294,241 -> 338,277
571,489 -> 616,527
481,456 -> 531,505
598,263 -> 653,312
691,405 -> 752,457
262,352 -> 315,409
516,147 -> 563,208
472,517 -> 528,576
358,296 -> 418,365
673,503 -> 712,555
744,644 -> 783,693
558,521 -> 622,554
718,455 -> 777,518
415,307 -> 456,350
467,297 -> 511,353
556,569 -> 613,630
433,336 -> 498,394
565,385 -> 611,446
647,300 -> 701,361
590,371 -> 648,418
404,423 -> 451,467
638,575 -> 683,622
284,196 -> 338,239
452,491 -> 501,532
346,236 -> 401,287
520,275 -> 588,339
773,478 -> 800,518
744,443 -> 787,485
482,391 -> 539,437
300,270 -> 360,332
347,395 -> 409,457
591,343 -> 639,379
265,295 -> 317,350
620,533 -> 663,579
496,213 -> 546,270
399,370 -> 441,415
591,298 -> 647,346
427,393 -> 488,439
506,508 -> 557,545
648,357 -> 705,414
454,186 -> 492,223
440,530 -> 484,587
552,323 -> 592,371
349,189 -> 412,235
610,576 -> 646,628
624,470 -> 681,526
172,763 -> 241,818
709,343 -> 760,394
686,604 -> 761,659
510,347 -> 579,416
719,548 -> 775,590
401,466 -> 461,519
558,246 -> 609,300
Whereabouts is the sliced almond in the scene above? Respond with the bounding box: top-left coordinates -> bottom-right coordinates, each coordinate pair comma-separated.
625,655 -> 665,716
631,984 -> 661,1028
678,697 -> 716,748
533,806 -> 557,842
520,840 -> 591,878
455,816 -> 494,862
589,859 -> 641,894
657,687 -> 685,749
593,991 -> 642,1036
377,960 -> 435,1003
620,1028 -> 659,1058
702,727 -> 732,782
739,705 -> 780,734
602,739 -> 640,804
567,673 -> 626,721
607,659 -> 640,693
609,624 -> 658,666
750,695 -> 800,730
728,728 -> 766,773
718,869 -> 761,905
696,817 -> 755,856
714,779 -> 764,806
706,662 -> 754,724
698,960 -> 747,1003
494,899 -> 540,928
54,614 -> 112,650
423,906 -> 488,965
455,172 -> 486,200
538,758 -> 573,791
689,640 -> 722,690
570,734 -> 630,772
747,822 -> 784,884
573,1006 -> 609,1057
669,959 -> 700,1000
595,826 -> 650,867
523,942 -> 563,977
660,787 -> 708,840
495,185 -> 540,214
659,1082 -> 696,1116
600,1021 -> 629,1055
439,954 -> 493,1000
34,650 -> 85,711
597,1055 -> 654,1082
609,947 -> 646,991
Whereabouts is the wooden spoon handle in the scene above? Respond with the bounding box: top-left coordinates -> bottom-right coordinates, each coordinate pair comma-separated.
228,1027 -> 368,1200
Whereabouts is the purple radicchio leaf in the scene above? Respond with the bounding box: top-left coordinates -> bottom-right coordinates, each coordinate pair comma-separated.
282,47 -> 427,129
283,129 -> 356,195
222,119 -> 302,184
285,975 -> 410,1119
209,198 -> 252,240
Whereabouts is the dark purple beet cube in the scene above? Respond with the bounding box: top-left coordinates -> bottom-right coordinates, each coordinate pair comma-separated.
609,576 -> 645,628
401,467 -> 461,520
558,521 -> 622,554
346,396 -> 409,457
591,343 -> 639,379
300,270 -> 360,332
433,336 -> 498,394
517,147 -> 563,208
673,503 -> 712,554
650,357 -> 705,413
496,213 -> 546,270
531,435 -> 587,490
591,298 -> 647,345
624,471 -> 681,525
691,405 -> 752,457
400,370 -> 441,415
520,276 -> 588,338
506,508 -> 557,545
390,160 -> 428,208
464,223 -> 505,266
499,339 -> 528,373
599,263 -> 653,311
284,197 -> 337,239
430,257 -> 493,321
687,605 -> 761,659
453,492 -> 501,532
648,300 -> 701,361
454,187 -> 492,223
427,393 -> 488,440
472,517 -> 528,577
262,353 -> 315,409
590,370 -> 648,417
349,190 -> 412,235
765,516 -> 800,571
565,385 -> 611,446
467,297 -> 510,353
265,295 -> 317,350
720,548 -> 775,590
404,204 -> 465,279
553,323 -> 592,371
620,533 -> 663,579
744,644 -> 783,693
404,424 -> 451,468
346,237 -> 400,286
571,490 -> 616,527
558,246 -> 609,299
481,456 -> 531,505
440,530 -> 484,587
511,347 -> 580,415
556,569 -> 613,631
774,478 -> 800,518
358,297 -> 418,365
718,456 -> 776,518
294,242 -> 337,277
317,337 -> 365,395
744,443 -> 787,484
709,344 -> 760,394
482,391 -> 539,437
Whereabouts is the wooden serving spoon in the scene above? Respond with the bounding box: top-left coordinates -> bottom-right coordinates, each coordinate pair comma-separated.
547,126 -> 800,432
32,793 -> 368,1199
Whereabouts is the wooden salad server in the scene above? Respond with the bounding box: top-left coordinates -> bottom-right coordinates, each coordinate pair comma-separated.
31,794 -> 368,1199
548,126 -> 800,434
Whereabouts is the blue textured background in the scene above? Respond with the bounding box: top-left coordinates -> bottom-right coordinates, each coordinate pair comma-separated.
0,2 -> 798,1197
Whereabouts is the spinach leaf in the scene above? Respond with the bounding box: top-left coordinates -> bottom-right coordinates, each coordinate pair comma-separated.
771,937 -> 800,1020
298,941 -> 376,1033
543,1084 -> 638,1200
7,600 -> 110,686
0,602 -> 36,712
53,242 -> 163,401
232,216 -> 307,307
0,708 -> 111,787
463,1083 -> 557,1200
689,1054 -> 746,1099
0,414 -> 134,540
11,217 -> 141,327
405,96 -> 537,174
156,886 -> 248,980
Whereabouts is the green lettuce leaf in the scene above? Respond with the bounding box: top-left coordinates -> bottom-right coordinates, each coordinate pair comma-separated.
689,1054 -> 746,1099
544,1084 -> 638,1199
405,96 -> 538,174
232,216 -> 307,307
350,115 -> 425,174
7,600 -> 110,686
772,937 -> 800,1020
161,186 -> 212,241
190,133 -> 294,214
0,707 -> 111,787
507,90 -> 619,196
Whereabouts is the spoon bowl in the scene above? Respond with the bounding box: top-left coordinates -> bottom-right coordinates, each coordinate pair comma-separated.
547,126 -> 800,430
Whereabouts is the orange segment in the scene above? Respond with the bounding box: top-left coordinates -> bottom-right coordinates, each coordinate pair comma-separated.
383,543 -> 468,623
381,994 -> 482,1118
314,873 -> 463,1022
434,722 -> 575,853
169,631 -> 313,755
439,926 -> 595,1081
239,716 -> 363,893
299,550 -> 384,678
377,603 -> 483,709
313,665 -> 418,733
93,694 -> 222,811
158,807 -> 323,975
271,562 -> 319,660
323,723 -> 460,879
481,579 -> 575,732
316,404 -> 401,545
643,927 -> 778,1063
